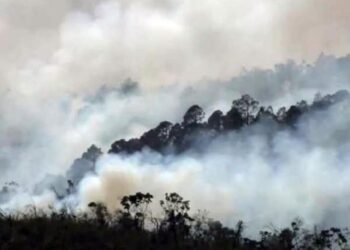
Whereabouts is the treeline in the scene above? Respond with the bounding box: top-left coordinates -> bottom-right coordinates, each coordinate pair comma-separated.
109,90 -> 349,155
63,89 -> 350,190
1,90 -> 350,249
0,192 -> 348,250
1,90 -> 350,203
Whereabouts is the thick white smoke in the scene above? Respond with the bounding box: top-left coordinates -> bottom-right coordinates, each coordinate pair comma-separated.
1,0 -> 350,236
3,92 -> 350,237
73,97 -> 350,236
1,0 -> 350,182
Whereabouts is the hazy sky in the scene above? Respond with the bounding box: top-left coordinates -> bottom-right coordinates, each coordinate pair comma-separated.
0,0 -> 349,180
1,0 -> 350,95
1,0 -> 350,180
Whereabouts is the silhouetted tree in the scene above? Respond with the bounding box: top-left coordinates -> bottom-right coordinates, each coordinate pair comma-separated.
160,193 -> 194,248
255,106 -> 275,122
0,193 -> 349,249
105,90 -> 350,165
232,94 -> 259,124
88,202 -> 109,226
208,110 -> 224,130
183,105 -> 205,125
276,107 -> 287,122
223,107 -> 244,130
285,105 -> 303,126
66,145 -> 103,185
120,192 -> 153,230
141,121 -> 173,151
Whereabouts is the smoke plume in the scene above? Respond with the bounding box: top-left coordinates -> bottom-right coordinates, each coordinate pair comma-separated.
1,0 -> 350,236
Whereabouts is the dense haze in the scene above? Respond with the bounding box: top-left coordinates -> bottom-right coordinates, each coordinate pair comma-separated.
1,0 -> 350,236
